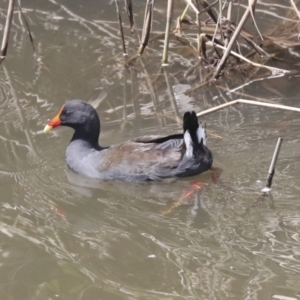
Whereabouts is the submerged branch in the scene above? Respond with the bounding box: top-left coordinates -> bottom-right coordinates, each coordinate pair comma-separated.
17,3 -> 50,70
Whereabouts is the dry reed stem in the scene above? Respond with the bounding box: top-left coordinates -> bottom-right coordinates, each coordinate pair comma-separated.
239,31 -> 269,57
195,0 -> 202,56
115,0 -> 127,56
213,0 -> 257,78
215,85 -> 277,103
248,0 -> 263,41
124,0 -> 135,32
218,0 -> 227,45
224,0 -> 233,47
180,3 -> 190,21
265,137 -> 283,190
196,99 -> 300,118
207,41 -> 291,74
200,0 -> 218,23
162,0 -> 174,65
1,0 -> 15,58
184,0 -> 199,15
138,0 -> 154,55
290,0 -> 300,20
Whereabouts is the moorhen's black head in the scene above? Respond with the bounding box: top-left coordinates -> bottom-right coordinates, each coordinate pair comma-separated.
44,100 -> 101,145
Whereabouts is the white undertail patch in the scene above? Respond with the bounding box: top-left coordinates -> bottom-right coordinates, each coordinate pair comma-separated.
196,123 -> 207,146
184,130 -> 193,158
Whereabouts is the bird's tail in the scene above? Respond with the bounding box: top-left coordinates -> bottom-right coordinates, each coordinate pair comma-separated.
183,111 -> 207,157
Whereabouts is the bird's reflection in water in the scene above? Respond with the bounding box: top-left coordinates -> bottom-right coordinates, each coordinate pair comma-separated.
64,168 -> 214,225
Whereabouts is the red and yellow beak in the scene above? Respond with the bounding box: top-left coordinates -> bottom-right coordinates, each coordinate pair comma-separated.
44,105 -> 64,132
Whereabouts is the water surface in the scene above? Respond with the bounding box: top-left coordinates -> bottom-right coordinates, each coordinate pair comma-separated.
0,1 -> 300,299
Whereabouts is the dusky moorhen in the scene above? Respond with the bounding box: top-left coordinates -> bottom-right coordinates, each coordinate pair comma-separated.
44,100 -> 213,181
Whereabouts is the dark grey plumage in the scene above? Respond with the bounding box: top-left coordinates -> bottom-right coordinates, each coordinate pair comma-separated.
46,100 -> 213,181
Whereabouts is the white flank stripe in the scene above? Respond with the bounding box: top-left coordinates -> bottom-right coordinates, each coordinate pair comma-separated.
196,124 -> 207,145
184,130 -> 193,158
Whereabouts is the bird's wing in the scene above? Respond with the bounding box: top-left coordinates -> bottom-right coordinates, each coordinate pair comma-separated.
96,140 -> 183,181
133,134 -> 183,150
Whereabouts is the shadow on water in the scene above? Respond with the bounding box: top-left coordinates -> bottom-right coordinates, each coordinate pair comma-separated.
1,0 -> 300,299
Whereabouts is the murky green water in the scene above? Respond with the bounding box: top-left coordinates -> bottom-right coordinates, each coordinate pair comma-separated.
1,1 -> 300,299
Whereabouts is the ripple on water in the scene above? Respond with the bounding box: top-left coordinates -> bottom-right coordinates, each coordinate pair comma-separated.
1,2 -> 300,298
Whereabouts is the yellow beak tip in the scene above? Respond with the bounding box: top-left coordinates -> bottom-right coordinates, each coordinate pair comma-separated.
43,125 -> 53,132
